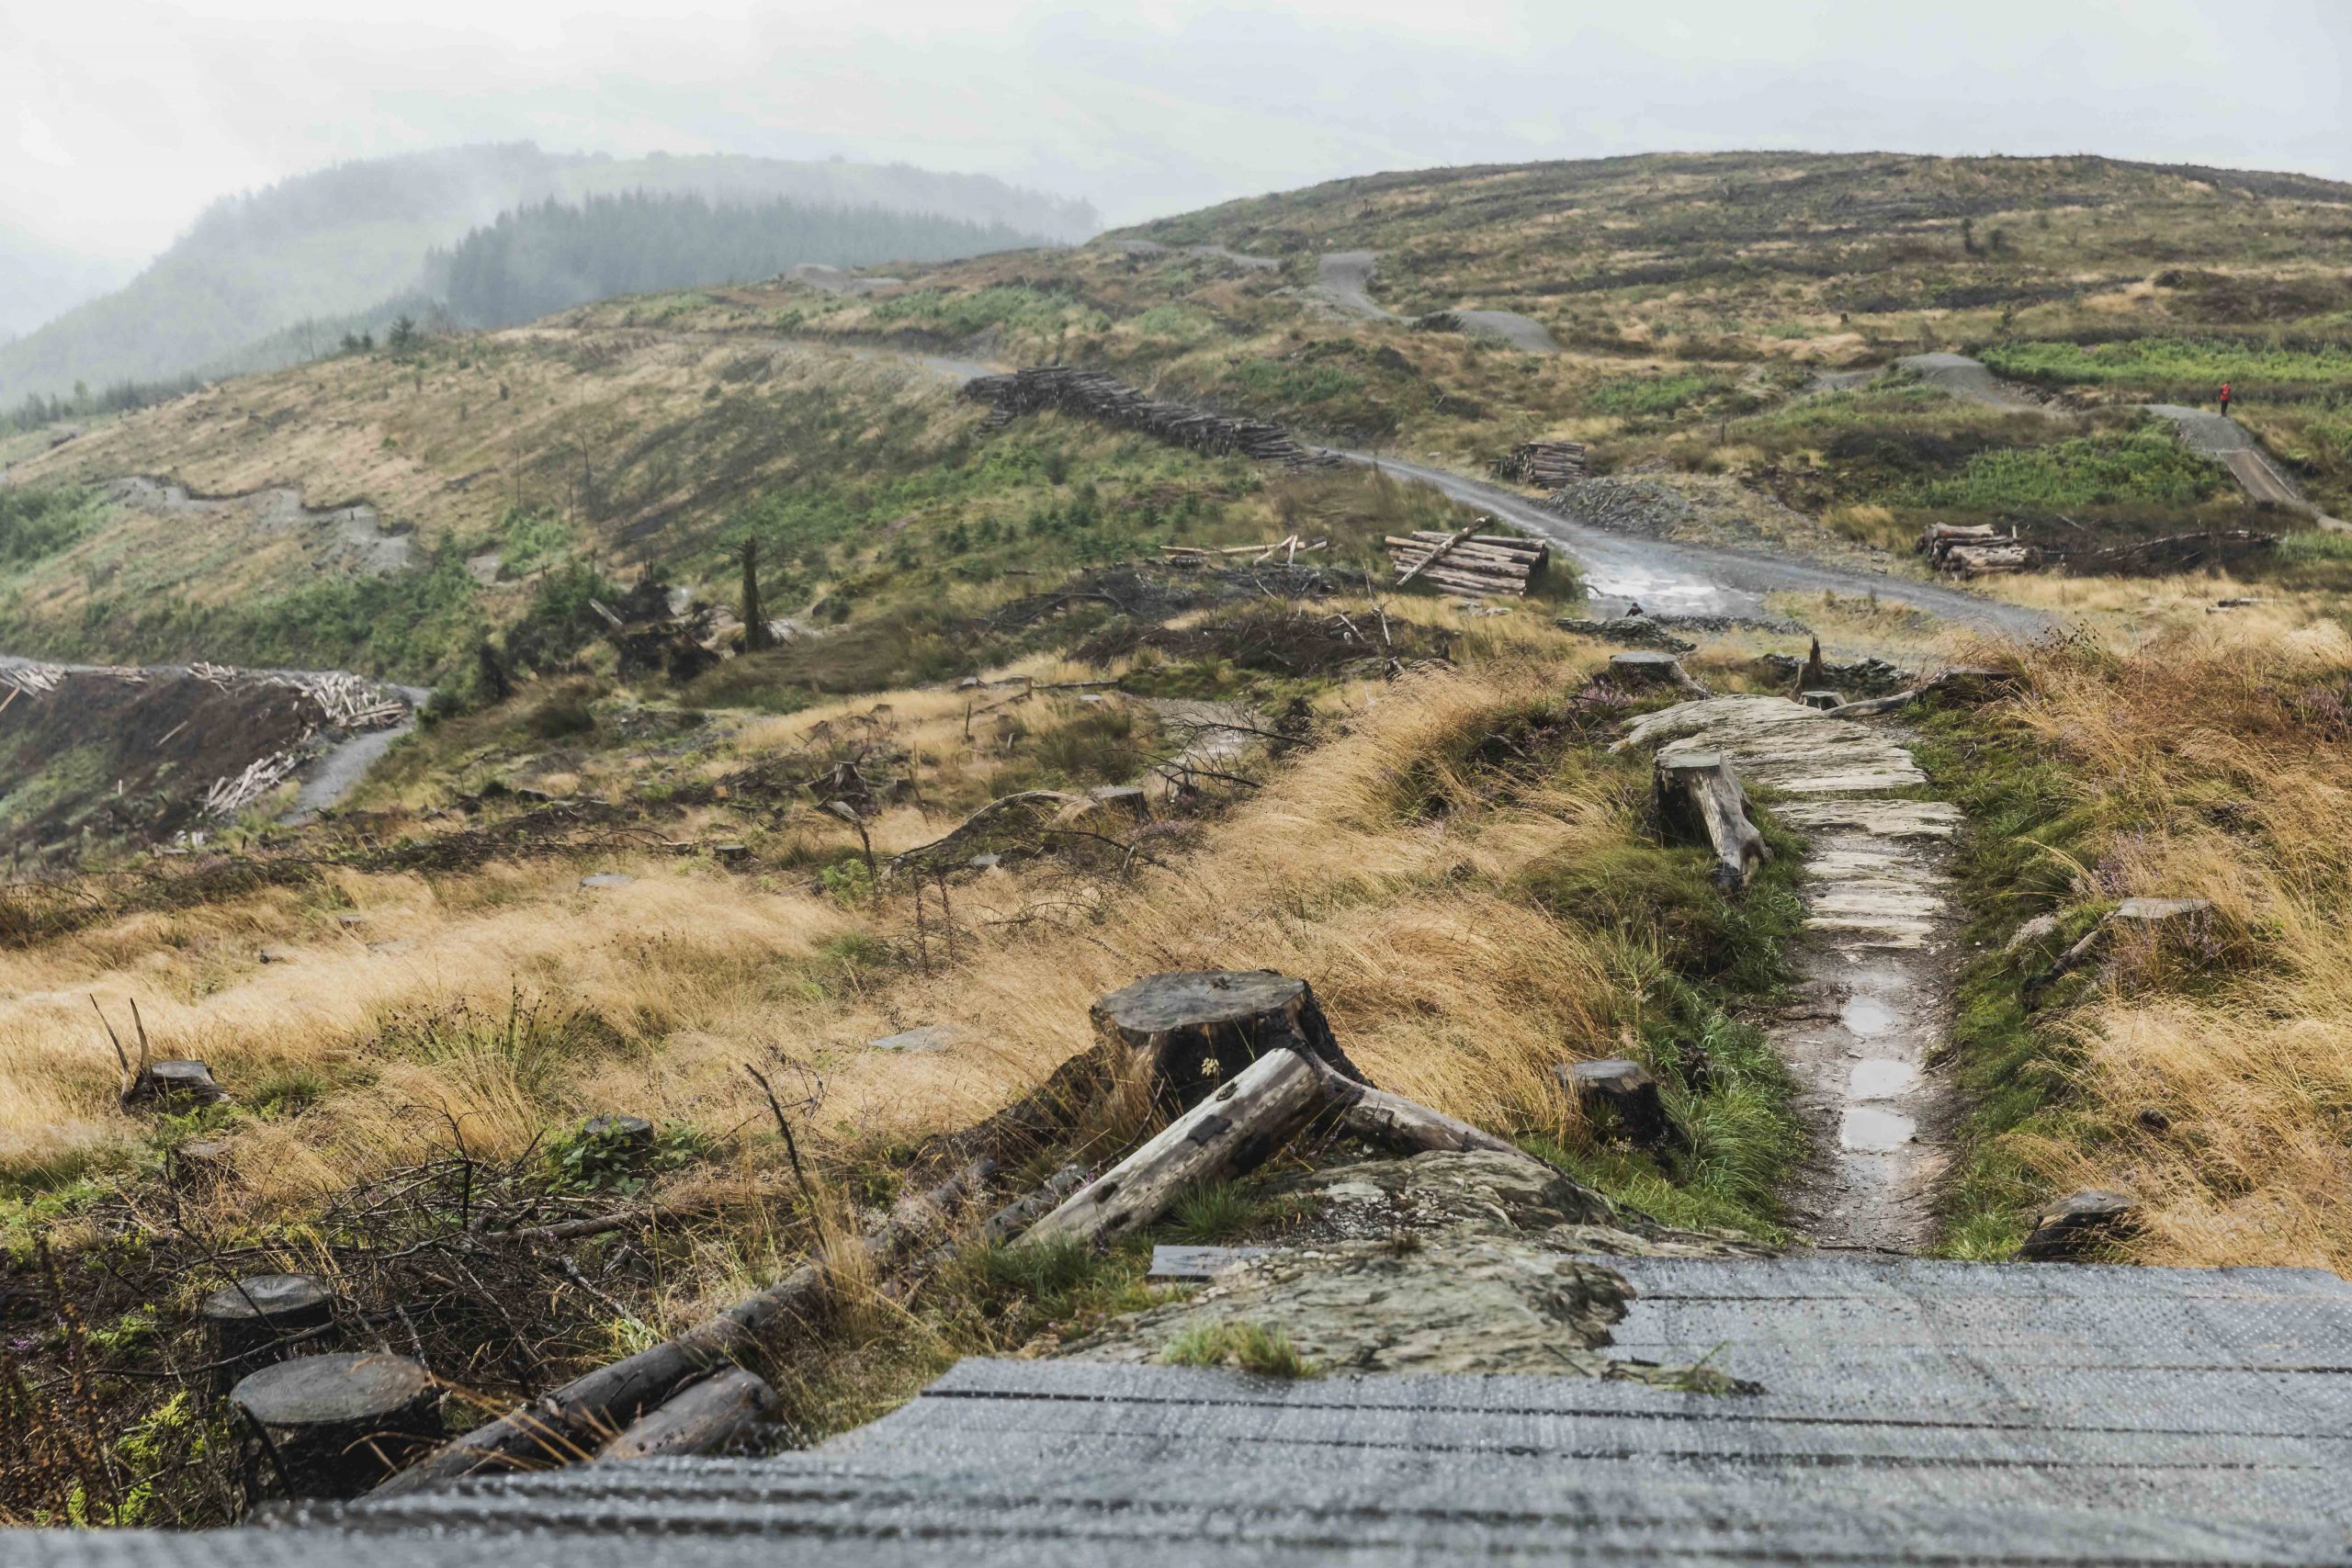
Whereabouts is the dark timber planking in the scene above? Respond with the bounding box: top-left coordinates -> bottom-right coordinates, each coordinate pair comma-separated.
9,1256 -> 2352,1564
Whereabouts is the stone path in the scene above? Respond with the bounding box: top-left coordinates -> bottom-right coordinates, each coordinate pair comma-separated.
1620,695 -> 1962,1252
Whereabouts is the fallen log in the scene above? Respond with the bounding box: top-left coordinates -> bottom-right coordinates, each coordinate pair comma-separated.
596,1368 -> 780,1461
1331,1077 -> 1522,1157
1017,1047 -> 1340,1247
369,1158 -> 992,1495
1655,748 -> 1769,890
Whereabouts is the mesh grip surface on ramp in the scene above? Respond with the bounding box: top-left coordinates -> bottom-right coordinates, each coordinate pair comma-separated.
7,1257 -> 2350,1564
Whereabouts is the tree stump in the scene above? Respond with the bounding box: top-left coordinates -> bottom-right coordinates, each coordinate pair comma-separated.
169,1138 -> 237,1190
597,1369 -> 779,1461
1558,1060 -> 1675,1148
582,1114 -> 656,1151
2018,1190 -> 2139,1261
1086,785 -> 1151,822
1608,651 -> 1709,696
1800,689 -> 1845,712
1019,1048 -> 1341,1247
1655,749 -> 1770,890
231,1353 -> 440,1500
122,1059 -> 227,1111
199,1274 -> 337,1394
1090,970 -> 1364,1108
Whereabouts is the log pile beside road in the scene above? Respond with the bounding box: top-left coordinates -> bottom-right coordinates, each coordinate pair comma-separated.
1492,440 -> 1589,491
964,367 -> 1340,468
1919,522 -> 2042,577
1385,526 -> 1548,596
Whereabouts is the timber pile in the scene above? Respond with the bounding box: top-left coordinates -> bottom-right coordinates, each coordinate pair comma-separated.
1918,522 -> 2042,577
0,662 -> 64,696
1385,526 -> 1548,596
962,367 -> 1340,468
1492,440 -> 1589,491
202,752 -> 300,817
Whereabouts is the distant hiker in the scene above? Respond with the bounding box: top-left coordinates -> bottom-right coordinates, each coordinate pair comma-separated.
2219,382 -> 2233,415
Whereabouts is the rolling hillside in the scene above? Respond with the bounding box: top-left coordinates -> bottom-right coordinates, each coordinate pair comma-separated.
0,143 -> 1098,403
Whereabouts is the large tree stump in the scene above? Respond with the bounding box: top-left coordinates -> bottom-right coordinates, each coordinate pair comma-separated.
199,1275 -> 336,1395
122,1059 -> 227,1111
1655,749 -> 1770,890
1019,1048 -> 1341,1247
231,1353 -> 440,1500
1557,1060 -> 1676,1149
1608,651 -> 1710,696
1090,970 -> 1363,1109
2018,1190 -> 2139,1261
597,1368 -> 779,1461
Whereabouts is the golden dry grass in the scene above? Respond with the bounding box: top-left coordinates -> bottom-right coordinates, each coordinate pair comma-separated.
1994,611 -> 2352,1271
0,644 -> 1626,1268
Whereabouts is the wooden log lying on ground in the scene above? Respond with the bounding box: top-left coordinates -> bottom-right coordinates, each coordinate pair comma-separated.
1322,1063 -> 1523,1157
232,1353 -> 440,1501
1090,970 -> 1363,1109
1017,1047 -> 1340,1248
370,1158 -> 993,1495
1829,666 -> 2019,719
597,1368 -> 780,1461
1656,749 -> 1770,890
1943,543 -> 2043,576
2025,897 -> 2213,1003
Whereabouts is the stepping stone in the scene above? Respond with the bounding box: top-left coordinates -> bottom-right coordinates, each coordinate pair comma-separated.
1148,1245 -> 1274,1281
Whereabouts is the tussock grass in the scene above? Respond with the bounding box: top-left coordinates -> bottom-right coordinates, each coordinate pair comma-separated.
1926,614 -> 2352,1270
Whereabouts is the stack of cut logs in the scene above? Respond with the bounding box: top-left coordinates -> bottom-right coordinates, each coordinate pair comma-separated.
1919,522 -> 2042,577
1385,525 -> 1548,597
1491,440 -> 1589,491
962,367 -> 1340,468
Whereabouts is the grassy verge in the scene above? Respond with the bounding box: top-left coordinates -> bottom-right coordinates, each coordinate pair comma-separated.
1913,617 -> 2352,1269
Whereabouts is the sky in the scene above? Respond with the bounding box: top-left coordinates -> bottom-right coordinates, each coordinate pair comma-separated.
3,0 -> 2347,265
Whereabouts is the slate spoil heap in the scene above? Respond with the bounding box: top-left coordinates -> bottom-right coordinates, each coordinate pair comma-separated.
962,367 -> 1340,468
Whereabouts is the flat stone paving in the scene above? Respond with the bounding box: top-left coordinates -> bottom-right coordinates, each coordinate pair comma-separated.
14,1256 -> 2351,1565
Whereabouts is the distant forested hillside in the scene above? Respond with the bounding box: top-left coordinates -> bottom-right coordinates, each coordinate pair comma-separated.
0,223 -> 129,341
428,193 -> 1035,328
0,143 -> 1095,401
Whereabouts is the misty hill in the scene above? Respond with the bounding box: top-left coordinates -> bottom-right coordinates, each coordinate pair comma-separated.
425,192 -> 1044,330
0,142 -> 1097,401
0,223 -> 130,343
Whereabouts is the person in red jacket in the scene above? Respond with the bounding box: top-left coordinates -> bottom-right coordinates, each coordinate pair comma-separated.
2219,382 -> 2233,415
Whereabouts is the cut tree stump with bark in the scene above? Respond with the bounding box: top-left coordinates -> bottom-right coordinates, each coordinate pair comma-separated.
199,1274 -> 337,1395
1018,1048 -> 1341,1248
1557,1060 -> 1677,1149
1089,970 -> 1364,1109
231,1352 -> 440,1500
2018,1190 -> 2140,1261
1655,748 -> 1770,890
1608,651 -> 1711,696
122,1059 -> 228,1111
597,1368 -> 780,1461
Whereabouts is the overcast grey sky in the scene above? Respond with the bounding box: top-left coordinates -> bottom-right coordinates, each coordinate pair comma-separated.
4,0 -> 2346,262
